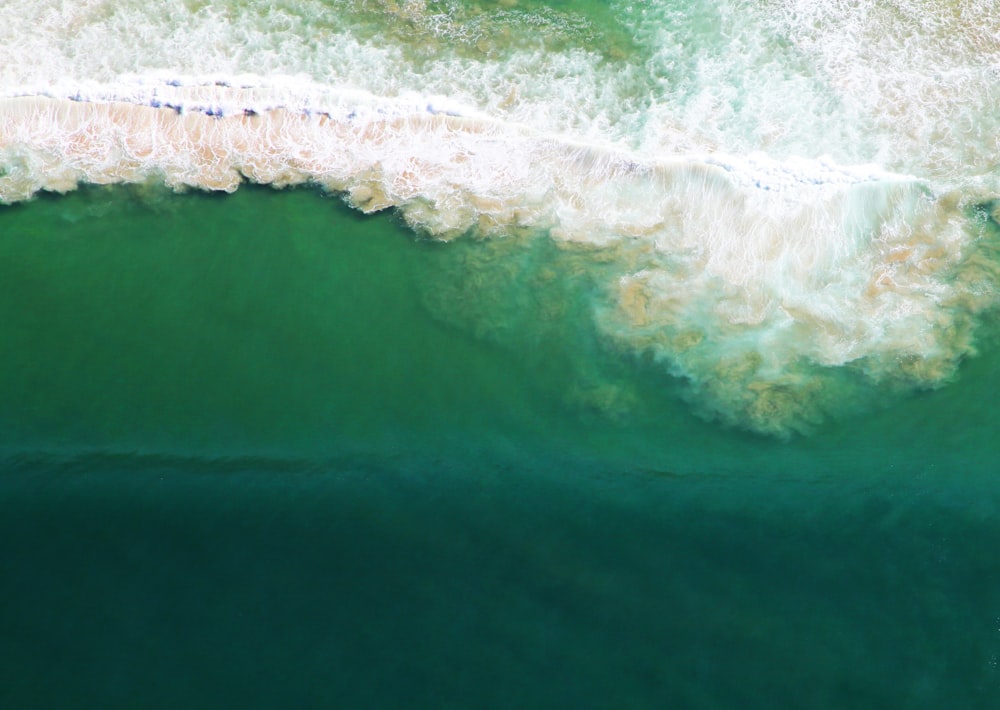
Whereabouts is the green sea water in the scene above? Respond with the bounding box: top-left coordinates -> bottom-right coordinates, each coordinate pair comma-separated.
3,0 -> 1000,705
2,185 -> 1000,706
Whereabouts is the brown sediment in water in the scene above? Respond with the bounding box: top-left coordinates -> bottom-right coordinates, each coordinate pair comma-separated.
3,93 -> 997,436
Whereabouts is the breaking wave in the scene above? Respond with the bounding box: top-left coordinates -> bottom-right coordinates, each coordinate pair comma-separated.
2,0 -> 999,435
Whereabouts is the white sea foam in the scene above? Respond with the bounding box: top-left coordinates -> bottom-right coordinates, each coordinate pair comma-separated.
0,0 -> 998,434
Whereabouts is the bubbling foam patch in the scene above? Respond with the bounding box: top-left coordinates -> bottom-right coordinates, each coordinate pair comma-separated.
1,83 -> 997,435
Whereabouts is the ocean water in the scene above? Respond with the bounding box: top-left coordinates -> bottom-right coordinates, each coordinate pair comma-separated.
2,1 -> 1000,706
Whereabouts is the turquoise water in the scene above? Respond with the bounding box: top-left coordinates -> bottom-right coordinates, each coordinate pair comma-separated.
2,186 -> 1000,706
3,0 -> 1000,705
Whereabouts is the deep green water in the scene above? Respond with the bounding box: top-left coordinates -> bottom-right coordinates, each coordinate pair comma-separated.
2,186 -> 1000,707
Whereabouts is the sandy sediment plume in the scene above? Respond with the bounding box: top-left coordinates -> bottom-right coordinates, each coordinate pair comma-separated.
2,93 -> 997,435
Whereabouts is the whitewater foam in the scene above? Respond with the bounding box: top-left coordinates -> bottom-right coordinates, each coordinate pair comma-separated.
1,0 -> 999,435
1,83 -> 995,434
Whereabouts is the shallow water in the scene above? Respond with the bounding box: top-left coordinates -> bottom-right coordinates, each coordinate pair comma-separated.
3,0 -> 1000,705
2,187 -> 1000,706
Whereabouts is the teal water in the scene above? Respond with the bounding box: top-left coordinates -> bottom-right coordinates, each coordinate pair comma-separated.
2,186 -> 1000,706
3,0 -> 1000,705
